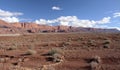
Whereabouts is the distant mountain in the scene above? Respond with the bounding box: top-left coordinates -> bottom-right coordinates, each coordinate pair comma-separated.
0,19 -> 119,34
71,27 -> 120,33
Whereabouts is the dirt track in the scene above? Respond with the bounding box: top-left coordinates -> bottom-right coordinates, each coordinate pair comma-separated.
0,34 -> 21,36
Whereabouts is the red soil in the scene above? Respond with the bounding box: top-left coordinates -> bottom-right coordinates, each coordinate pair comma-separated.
0,32 -> 120,70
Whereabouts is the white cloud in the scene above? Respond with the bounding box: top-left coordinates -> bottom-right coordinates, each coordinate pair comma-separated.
35,19 -> 48,25
0,9 -> 23,23
52,6 -> 61,10
113,12 -> 120,18
0,9 -> 23,17
35,16 -> 111,27
96,17 -> 111,24
56,16 -> 96,27
0,17 -> 19,23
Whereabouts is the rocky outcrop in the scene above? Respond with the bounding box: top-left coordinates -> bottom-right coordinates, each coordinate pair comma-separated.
0,19 -> 12,28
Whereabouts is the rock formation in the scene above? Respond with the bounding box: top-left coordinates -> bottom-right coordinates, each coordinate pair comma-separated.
0,19 -> 119,34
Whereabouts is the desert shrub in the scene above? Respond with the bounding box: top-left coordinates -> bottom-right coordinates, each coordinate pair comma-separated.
91,55 -> 101,63
83,45 -> 89,48
82,46 -> 91,51
89,56 -> 101,70
90,61 -> 99,70
103,39 -> 111,44
87,40 -> 96,46
0,58 -> 9,63
103,44 -> 110,48
62,42 -> 71,47
77,37 -> 84,41
0,58 -> 5,63
12,62 -> 19,66
52,53 -> 62,62
48,49 -> 58,56
47,48 -> 63,56
28,45 -> 35,49
7,46 -> 18,50
103,39 -> 111,48
25,49 -> 37,55
88,39 -> 95,43
47,48 -> 64,62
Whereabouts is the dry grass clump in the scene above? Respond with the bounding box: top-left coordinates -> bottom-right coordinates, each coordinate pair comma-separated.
90,55 -> 101,70
7,46 -> 18,50
62,41 -> 71,47
7,44 -> 19,50
0,58 -> 6,63
25,49 -> 37,55
47,48 -> 63,56
103,39 -> 111,48
0,58 -> 10,63
88,40 -> 96,46
28,45 -> 35,49
90,61 -> 99,70
77,37 -> 84,41
47,48 -> 64,62
52,53 -> 63,62
103,39 -> 111,44
92,56 -> 101,63
103,44 -> 110,48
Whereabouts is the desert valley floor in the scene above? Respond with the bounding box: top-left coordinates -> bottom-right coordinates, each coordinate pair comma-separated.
0,32 -> 120,70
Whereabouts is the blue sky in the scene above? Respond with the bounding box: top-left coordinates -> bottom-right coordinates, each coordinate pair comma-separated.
0,0 -> 120,30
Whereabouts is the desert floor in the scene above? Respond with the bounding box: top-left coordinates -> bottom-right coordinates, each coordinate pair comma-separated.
0,32 -> 120,70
